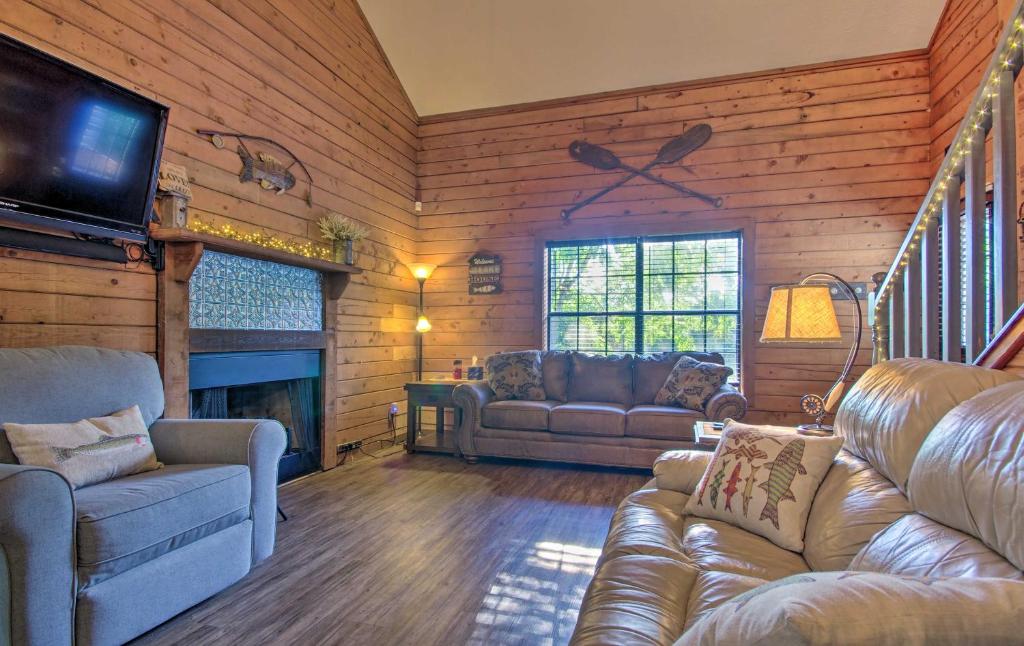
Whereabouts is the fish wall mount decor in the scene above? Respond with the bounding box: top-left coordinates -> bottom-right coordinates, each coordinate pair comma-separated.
197,129 -> 314,206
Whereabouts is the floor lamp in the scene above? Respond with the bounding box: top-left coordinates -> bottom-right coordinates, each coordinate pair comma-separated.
759,272 -> 862,435
409,263 -> 436,380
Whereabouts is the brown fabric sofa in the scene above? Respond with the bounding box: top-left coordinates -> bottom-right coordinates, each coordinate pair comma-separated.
570,358 -> 1024,645
453,351 -> 747,469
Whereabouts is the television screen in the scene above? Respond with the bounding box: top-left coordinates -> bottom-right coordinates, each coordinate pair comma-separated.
0,34 -> 168,241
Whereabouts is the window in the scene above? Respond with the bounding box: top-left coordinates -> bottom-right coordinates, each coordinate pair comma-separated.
544,232 -> 743,377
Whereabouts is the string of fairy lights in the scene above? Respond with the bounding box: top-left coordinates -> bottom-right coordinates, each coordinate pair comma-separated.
185,218 -> 333,262
874,15 -> 1024,339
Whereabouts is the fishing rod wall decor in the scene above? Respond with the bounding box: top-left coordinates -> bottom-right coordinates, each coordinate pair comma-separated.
560,123 -> 722,220
197,130 -> 315,207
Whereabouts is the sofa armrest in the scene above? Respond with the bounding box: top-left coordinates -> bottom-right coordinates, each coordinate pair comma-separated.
149,419 -> 286,564
452,382 -> 495,456
653,450 -> 713,494
0,464 -> 76,646
704,384 -> 748,421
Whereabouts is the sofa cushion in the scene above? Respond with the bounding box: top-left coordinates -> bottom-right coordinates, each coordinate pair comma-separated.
653,450 -> 713,495
75,464 -> 251,588
681,517 -> 811,581
481,400 -> 559,431
540,350 -> 571,402
683,570 -> 766,632
802,450 -> 913,571
834,358 -> 1019,492
626,405 -> 701,440
485,350 -> 546,401
568,353 -> 634,406
849,513 -> 1023,580
602,488 -> 690,564
654,356 -> 732,411
677,571 -> 1024,646
633,352 -> 724,405
571,554 -> 698,646
685,422 -> 843,552
550,402 -> 627,437
907,381 -> 1024,571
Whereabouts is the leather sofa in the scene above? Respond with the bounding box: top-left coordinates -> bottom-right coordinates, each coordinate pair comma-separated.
0,346 -> 286,646
453,351 -> 747,469
571,358 -> 1024,644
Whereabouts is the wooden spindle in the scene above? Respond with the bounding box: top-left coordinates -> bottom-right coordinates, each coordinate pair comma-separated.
964,132 -> 987,362
890,276 -> 906,359
872,272 -> 889,363
992,69 -> 1018,326
904,247 -> 923,356
941,175 -> 963,362
921,213 -> 940,359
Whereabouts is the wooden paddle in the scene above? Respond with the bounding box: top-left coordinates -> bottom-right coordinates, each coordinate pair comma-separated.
562,125 -> 720,219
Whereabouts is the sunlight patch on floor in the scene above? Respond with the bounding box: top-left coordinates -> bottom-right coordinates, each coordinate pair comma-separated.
469,540 -> 602,645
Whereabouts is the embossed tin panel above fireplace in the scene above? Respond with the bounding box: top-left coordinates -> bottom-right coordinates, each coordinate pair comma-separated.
189,250 -> 323,331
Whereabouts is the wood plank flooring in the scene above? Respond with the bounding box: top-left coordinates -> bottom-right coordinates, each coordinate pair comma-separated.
131,454 -> 649,646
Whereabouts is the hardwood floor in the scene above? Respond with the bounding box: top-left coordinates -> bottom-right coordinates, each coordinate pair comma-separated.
131,454 -> 649,646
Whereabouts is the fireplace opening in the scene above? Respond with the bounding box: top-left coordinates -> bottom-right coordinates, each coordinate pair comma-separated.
189,350 -> 322,482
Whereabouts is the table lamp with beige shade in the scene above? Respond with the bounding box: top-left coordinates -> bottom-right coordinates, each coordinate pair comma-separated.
760,272 -> 862,435
408,263 -> 436,380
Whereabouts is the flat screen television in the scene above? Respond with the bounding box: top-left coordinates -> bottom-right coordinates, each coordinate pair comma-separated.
0,34 -> 168,242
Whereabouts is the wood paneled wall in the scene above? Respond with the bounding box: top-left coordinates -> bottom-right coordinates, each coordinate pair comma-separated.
416,53 -> 933,425
0,0 -> 421,450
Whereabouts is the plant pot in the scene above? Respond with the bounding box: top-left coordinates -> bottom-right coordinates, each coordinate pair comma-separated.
333,239 -> 355,265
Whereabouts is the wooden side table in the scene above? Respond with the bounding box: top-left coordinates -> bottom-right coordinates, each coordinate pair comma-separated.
404,380 -> 464,455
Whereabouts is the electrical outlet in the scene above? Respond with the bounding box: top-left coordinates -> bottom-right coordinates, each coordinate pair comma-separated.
337,440 -> 363,454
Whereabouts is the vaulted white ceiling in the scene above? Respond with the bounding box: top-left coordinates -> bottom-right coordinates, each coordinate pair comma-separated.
359,0 -> 946,116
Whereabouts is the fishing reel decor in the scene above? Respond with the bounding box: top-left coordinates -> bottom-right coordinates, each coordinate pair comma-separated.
561,123 -> 723,220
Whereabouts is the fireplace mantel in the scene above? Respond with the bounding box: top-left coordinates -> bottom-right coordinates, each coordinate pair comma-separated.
153,226 -> 358,469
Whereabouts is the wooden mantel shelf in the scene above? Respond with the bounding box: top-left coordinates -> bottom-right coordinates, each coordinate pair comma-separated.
149,227 -> 363,276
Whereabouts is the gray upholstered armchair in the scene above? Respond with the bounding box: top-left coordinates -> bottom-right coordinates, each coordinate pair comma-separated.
0,346 -> 286,646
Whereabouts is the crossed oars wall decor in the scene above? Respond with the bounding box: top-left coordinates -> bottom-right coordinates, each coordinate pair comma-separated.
560,123 -> 723,220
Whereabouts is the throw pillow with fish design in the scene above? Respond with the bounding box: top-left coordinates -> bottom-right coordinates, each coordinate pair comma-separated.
685,420 -> 843,552
3,405 -> 161,488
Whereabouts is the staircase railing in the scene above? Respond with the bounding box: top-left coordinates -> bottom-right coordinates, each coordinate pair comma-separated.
872,3 -> 1024,365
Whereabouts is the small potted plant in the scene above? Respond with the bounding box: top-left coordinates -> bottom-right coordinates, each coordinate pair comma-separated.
318,213 -> 368,265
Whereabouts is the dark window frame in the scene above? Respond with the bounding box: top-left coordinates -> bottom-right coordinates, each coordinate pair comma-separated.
544,231 -> 743,376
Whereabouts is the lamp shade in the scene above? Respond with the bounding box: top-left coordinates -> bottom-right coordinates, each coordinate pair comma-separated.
760,284 -> 841,343
409,263 -> 437,281
415,315 -> 432,333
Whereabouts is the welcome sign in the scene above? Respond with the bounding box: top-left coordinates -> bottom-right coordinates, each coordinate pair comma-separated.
468,253 -> 502,295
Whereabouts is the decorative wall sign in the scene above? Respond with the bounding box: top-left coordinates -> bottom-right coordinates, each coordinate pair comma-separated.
561,123 -> 723,220
468,253 -> 502,295
196,129 -> 314,206
157,161 -> 193,200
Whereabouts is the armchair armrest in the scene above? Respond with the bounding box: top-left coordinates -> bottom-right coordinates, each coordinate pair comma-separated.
0,464 -> 75,646
149,419 -> 286,564
653,450 -> 713,494
452,382 -> 495,456
704,384 -> 747,421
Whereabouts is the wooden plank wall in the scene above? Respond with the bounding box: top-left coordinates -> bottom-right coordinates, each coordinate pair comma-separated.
416,53 -> 933,425
0,0 -> 421,450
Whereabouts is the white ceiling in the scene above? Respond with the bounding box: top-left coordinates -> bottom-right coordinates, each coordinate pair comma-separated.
359,0 -> 947,116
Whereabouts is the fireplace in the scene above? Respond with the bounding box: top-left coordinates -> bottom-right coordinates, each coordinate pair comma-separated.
190,350 -> 321,481
153,226 -> 356,471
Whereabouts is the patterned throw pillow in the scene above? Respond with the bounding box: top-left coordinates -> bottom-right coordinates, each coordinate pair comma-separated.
654,356 -> 733,411
485,351 -> 546,401
684,421 -> 844,552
